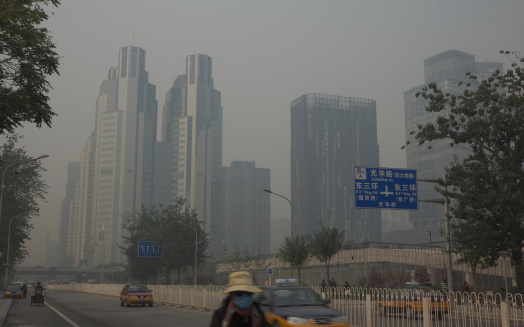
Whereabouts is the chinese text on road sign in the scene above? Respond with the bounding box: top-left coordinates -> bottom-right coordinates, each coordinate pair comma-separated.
138,241 -> 163,257
354,167 -> 418,210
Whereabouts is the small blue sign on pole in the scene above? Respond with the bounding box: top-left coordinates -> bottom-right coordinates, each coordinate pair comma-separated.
138,241 -> 163,257
267,268 -> 273,276
354,166 -> 418,210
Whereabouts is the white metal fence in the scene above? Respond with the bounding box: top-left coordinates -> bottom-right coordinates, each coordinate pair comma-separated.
49,284 -> 523,326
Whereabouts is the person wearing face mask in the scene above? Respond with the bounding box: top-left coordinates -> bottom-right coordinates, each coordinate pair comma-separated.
210,271 -> 270,327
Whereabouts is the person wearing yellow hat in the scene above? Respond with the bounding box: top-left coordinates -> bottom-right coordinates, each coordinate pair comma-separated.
210,271 -> 270,327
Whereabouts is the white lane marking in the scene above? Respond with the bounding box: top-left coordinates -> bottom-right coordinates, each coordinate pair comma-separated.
45,302 -> 81,327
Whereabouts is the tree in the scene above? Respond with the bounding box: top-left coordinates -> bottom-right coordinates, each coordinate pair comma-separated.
0,0 -> 61,134
0,134 -> 48,265
406,51 -> 524,291
279,234 -> 310,282
252,248 -> 268,270
121,198 -> 208,284
310,223 -> 344,283
413,266 -> 431,286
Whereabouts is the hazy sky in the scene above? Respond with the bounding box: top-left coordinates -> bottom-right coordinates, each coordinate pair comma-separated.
8,0 -> 524,266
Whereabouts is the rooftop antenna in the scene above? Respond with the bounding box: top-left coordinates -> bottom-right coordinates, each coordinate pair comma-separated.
132,13 -> 135,46
198,21 -> 201,54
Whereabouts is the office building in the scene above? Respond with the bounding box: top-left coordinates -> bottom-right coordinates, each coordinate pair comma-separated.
57,162 -> 79,267
162,54 -> 223,257
222,161 -> 270,257
290,93 -> 381,242
89,46 -> 157,265
404,49 -> 502,239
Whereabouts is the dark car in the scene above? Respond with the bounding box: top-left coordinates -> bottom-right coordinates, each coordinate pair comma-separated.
253,279 -> 349,327
120,283 -> 153,307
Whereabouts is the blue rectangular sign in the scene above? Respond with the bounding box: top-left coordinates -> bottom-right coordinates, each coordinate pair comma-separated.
138,241 -> 163,257
354,166 -> 418,210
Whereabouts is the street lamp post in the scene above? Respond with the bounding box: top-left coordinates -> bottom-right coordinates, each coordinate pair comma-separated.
418,174 -> 453,292
263,188 -> 292,234
177,221 -> 197,288
5,213 -> 28,286
0,155 -> 49,242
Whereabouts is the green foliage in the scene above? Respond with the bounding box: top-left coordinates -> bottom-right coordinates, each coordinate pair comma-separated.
310,222 -> 344,282
252,248 -> 268,269
279,234 -> 310,282
120,197 -> 208,284
408,51 -> 524,291
0,0 -> 61,134
0,134 -> 48,264
229,245 -> 244,271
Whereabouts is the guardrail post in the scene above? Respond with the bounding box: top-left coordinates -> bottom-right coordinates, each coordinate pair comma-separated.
501,302 -> 510,327
366,293 -> 371,327
422,297 -> 430,327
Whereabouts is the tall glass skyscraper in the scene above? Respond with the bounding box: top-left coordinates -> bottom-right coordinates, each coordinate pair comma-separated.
290,94 -> 381,242
404,49 -> 502,239
90,46 -> 158,265
162,54 -> 223,257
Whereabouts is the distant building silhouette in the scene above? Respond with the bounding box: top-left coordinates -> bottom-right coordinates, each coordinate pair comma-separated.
161,54 -> 223,258
222,161 -> 270,257
290,94 -> 381,242
404,49 -> 502,238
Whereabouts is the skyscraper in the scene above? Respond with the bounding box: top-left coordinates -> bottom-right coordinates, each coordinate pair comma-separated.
58,162 -> 79,267
290,94 -> 381,242
222,161 -> 270,256
162,54 -> 223,257
90,46 -> 157,265
404,49 -> 502,239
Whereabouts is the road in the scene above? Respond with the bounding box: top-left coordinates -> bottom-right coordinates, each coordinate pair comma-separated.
4,289 -> 213,327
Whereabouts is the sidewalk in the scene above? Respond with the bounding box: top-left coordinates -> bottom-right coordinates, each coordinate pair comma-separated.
0,298 -> 12,325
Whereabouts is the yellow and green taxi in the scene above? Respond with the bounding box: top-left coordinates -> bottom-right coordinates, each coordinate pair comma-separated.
4,284 -> 22,299
375,285 -> 450,320
253,279 -> 349,327
119,283 -> 153,307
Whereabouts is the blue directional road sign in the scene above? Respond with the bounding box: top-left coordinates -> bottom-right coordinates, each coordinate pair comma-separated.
138,241 -> 163,257
267,268 -> 273,276
354,166 -> 418,210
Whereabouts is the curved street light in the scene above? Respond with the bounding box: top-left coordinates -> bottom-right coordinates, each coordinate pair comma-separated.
263,188 -> 292,235
0,154 -> 49,238
177,221 -> 197,288
5,213 -> 29,286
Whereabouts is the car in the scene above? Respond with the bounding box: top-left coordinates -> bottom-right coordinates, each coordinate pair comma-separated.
4,284 -> 22,299
253,279 -> 349,327
120,283 -> 153,307
375,285 -> 450,320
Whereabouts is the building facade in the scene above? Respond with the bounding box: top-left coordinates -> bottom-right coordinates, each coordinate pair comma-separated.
89,46 -> 157,265
404,49 -> 502,238
290,93 -> 381,242
222,161 -> 270,257
57,162 -> 79,267
161,54 -> 223,257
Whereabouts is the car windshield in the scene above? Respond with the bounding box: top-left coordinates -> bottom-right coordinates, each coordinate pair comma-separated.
128,285 -> 149,292
6,285 -> 20,292
272,288 -> 324,307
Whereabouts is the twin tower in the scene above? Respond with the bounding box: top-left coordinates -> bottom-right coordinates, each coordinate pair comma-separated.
64,46 -> 222,267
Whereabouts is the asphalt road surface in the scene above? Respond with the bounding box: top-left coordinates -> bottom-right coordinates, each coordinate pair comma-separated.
4,289 -> 213,327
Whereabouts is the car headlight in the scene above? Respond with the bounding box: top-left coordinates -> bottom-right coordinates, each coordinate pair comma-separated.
333,315 -> 348,323
287,317 -> 310,325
